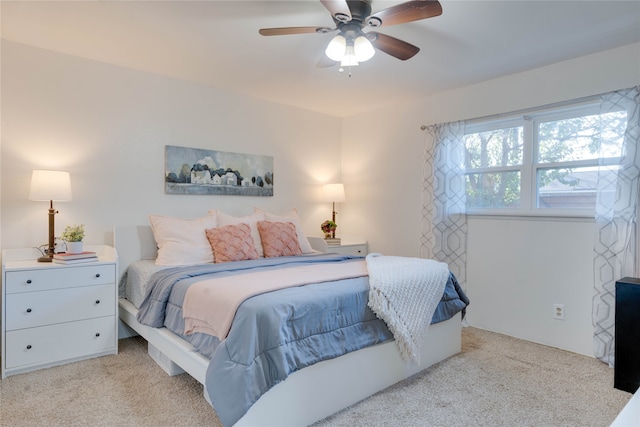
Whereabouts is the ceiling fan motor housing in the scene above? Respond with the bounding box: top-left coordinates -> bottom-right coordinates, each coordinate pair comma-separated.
341,1 -> 373,25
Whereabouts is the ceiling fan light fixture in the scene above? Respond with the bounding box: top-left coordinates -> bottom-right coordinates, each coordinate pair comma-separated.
340,44 -> 359,67
354,35 -> 375,62
325,35 -> 346,61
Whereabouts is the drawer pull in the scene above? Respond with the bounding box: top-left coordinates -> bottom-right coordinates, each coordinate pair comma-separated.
95,300 -> 101,304
95,333 -> 100,337
26,279 -> 32,284
26,308 -> 32,313
95,273 -> 101,278
26,345 -> 32,350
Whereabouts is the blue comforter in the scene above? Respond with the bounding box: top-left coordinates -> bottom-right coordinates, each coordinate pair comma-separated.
136,254 -> 469,426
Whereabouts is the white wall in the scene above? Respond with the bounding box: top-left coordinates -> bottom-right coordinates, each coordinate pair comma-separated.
467,217 -> 595,353
1,41 -> 343,252
342,43 -> 640,356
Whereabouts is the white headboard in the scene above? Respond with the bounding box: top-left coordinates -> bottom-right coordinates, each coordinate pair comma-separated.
113,225 -> 157,283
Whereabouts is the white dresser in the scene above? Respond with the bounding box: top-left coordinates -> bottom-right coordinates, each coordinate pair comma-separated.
1,245 -> 118,378
309,237 -> 368,256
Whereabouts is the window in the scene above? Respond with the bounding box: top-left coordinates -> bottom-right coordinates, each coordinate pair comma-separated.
464,102 -> 627,215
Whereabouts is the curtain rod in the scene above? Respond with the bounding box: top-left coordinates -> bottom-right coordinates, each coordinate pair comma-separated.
419,91 -> 608,131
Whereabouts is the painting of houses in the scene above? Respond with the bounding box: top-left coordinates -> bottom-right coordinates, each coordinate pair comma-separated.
165,145 -> 273,196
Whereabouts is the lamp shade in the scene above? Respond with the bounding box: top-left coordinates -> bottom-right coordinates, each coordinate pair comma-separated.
326,34 -> 375,65
323,183 -> 345,203
29,170 -> 72,202
354,36 -> 375,62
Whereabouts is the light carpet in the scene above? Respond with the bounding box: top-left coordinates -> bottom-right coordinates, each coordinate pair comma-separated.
0,327 -> 631,426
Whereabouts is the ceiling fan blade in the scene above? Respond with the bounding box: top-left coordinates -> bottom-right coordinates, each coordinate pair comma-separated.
259,26 -> 333,36
320,0 -> 352,22
367,0 -> 442,28
317,53 -> 338,68
368,32 -> 420,60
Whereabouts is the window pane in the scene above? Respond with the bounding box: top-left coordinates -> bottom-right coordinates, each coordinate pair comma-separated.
465,127 -> 523,169
537,166 -> 619,209
538,111 -> 626,163
466,171 -> 520,208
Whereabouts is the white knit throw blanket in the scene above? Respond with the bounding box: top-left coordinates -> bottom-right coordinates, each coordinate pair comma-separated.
366,253 -> 449,363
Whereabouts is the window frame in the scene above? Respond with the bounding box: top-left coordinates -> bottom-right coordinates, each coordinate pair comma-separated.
464,101 -> 625,218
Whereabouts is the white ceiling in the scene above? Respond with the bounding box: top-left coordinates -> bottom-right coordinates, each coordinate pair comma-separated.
2,1 -> 639,117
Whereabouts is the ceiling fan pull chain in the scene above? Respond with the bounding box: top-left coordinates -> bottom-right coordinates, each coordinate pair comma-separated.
339,65 -> 353,78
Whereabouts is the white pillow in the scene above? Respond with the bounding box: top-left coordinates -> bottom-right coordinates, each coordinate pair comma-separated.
216,211 -> 265,257
148,214 -> 218,266
255,208 -> 314,254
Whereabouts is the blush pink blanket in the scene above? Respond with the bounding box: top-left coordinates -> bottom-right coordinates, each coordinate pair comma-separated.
182,260 -> 368,339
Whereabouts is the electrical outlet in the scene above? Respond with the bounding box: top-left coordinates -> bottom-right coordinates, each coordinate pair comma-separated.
553,304 -> 565,320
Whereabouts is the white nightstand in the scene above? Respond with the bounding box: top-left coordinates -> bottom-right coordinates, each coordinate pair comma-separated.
1,245 -> 118,378
308,237 -> 368,256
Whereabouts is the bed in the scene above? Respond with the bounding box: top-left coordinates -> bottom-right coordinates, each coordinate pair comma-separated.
114,224 -> 468,427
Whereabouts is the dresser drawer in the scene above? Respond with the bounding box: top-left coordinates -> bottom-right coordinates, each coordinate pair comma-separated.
5,264 -> 115,294
4,316 -> 116,370
329,244 -> 368,256
5,284 -> 115,331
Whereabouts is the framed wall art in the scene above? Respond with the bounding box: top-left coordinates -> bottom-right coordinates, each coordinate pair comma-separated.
165,145 -> 274,196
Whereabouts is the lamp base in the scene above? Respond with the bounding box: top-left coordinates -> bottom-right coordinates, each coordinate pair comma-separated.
37,255 -> 53,263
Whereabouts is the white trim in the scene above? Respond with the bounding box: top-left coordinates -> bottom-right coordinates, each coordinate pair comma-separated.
467,213 -> 594,223
465,116 -> 523,134
463,94 -> 601,127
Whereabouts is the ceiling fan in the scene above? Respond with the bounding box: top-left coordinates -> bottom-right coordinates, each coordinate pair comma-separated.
259,0 -> 442,70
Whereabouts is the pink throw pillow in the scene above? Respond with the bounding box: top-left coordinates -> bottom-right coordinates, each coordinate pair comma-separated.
217,211 -> 265,257
257,221 -> 302,258
206,223 -> 259,263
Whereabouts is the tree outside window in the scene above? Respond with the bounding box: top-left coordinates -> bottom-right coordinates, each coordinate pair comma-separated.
464,105 -> 627,214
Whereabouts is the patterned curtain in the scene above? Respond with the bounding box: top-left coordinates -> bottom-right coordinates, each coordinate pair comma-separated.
593,86 -> 640,366
421,121 -> 467,288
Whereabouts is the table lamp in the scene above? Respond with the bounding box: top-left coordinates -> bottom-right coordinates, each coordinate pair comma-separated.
29,170 -> 72,262
322,183 -> 345,239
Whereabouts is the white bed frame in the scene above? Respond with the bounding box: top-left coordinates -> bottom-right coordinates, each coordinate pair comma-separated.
114,226 -> 462,427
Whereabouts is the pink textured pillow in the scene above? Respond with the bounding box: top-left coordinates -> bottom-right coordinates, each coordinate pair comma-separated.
255,208 -> 314,254
257,221 -> 302,258
217,211 -> 265,257
206,223 -> 259,263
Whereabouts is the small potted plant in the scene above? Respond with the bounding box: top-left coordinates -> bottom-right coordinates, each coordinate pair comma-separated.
61,224 -> 85,254
321,220 -> 337,239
